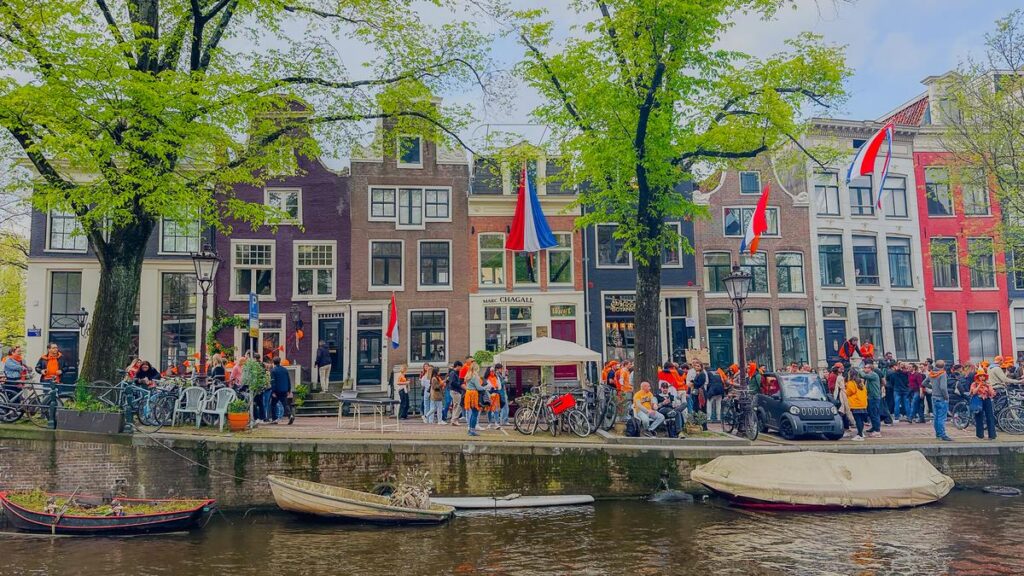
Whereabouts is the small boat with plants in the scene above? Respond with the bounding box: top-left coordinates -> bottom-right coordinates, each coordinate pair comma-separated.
0,489 -> 216,535
267,474 -> 454,524
431,494 -> 595,509
691,450 -> 954,511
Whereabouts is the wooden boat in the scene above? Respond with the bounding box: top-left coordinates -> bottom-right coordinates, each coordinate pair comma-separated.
431,494 -> 595,509
267,475 -> 454,524
0,491 -> 216,535
691,451 -> 954,510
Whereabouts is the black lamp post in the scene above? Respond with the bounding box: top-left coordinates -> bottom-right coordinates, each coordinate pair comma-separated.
191,244 -> 220,384
723,264 -> 752,390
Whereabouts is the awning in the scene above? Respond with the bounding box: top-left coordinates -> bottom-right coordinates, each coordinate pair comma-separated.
494,337 -> 601,366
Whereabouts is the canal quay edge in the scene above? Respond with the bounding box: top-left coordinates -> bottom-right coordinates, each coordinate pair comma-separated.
0,426 -> 1021,510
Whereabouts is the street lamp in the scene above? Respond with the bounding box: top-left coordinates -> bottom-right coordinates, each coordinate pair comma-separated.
191,244 -> 220,384
723,264 -> 752,389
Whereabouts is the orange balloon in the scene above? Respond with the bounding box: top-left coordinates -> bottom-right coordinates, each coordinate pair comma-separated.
295,329 -> 304,340
281,358 -> 291,366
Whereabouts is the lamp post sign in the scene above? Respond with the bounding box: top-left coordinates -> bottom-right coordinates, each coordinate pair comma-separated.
248,292 -> 259,358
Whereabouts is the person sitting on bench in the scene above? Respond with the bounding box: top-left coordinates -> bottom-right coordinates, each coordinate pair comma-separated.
633,381 -> 665,437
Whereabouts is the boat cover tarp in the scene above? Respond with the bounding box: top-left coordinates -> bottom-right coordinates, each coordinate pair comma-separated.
691,451 -> 953,509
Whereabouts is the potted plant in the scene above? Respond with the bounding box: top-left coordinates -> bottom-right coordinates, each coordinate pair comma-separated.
56,381 -> 125,434
226,399 -> 250,431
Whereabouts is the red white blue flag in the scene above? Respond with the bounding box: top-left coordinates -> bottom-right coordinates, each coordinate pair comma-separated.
505,164 -> 557,252
846,121 -> 895,209
741,184 -> 770,255
385,293 -> 399,350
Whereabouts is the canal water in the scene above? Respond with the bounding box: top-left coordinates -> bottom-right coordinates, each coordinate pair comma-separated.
1,491 -> 1020,575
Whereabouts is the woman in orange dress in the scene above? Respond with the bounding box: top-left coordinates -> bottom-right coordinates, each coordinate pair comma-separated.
463,363 -> 486,436
482,366 -> 503,430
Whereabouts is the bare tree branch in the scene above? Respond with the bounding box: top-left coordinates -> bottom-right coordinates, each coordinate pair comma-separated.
518,32 -> 591,132
282,4 -> 376,28
597,1 -> 639,96
94,0 -> 134,62
197,0 -> 239,71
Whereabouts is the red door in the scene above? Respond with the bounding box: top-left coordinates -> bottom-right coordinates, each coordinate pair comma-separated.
551,320 -> 577,379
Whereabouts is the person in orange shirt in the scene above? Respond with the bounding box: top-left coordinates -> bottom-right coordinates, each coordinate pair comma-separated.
601,360 -> 620,388
34,343 -> 66,384
483,366 -> 503,430
970,370 -> 998,440
616,360 -> 634,394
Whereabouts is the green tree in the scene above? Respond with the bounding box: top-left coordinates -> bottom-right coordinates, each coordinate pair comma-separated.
939,10 -> 1024,275
508,0 -> 848,382
0,231 -> 26,346
0,0 -> 492,381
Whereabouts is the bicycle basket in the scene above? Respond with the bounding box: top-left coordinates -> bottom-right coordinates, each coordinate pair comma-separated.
548,393 -> 577,415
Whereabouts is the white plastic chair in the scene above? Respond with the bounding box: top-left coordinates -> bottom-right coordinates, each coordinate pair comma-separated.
173,386 -> 207,428
201,388 -> 237,432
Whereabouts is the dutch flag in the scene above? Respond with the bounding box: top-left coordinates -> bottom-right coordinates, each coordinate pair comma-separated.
846,121 -> 895,210
505,164 -> 558,252
741,184 -> 771,255
385,293 -> 399,350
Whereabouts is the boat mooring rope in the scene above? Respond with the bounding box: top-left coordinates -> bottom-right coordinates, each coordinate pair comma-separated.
131,425 -> 258,485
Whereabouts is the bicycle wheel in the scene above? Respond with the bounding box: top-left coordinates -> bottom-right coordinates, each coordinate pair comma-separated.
998,406 -> 1024,435
743,408 -> 759,441
27,393 -> 65,428
598,396 -> 617,431
567,408 -> 591,437
720,401 -> 736,434
0,390 -> 20,423
546,407 -> 559,437
514,405 -> 538,435
951,402 -> 972,430
151,394 -> 176,426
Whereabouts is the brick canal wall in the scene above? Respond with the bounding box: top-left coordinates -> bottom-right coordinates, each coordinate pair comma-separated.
0,427 -> 1022,509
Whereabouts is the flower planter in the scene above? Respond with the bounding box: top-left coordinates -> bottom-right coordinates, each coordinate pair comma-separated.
227,412 -> 250,432
55,409 -> 124,434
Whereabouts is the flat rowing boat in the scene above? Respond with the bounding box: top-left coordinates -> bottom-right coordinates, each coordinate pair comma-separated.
430,494 -> 595,509
691,450 -> 954,510
267,475 -> 454,524
0,491 -> 216,535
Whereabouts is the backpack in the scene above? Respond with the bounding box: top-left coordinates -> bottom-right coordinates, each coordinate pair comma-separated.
625,417 -> 641,437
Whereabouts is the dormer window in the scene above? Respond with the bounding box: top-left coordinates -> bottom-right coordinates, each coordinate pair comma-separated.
397,135 -> 423,168
265,188 -> 301,225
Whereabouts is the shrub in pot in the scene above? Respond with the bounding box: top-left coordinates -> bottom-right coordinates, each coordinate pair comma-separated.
226,399 -> 250,432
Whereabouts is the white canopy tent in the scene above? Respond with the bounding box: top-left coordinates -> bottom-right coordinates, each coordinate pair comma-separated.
494,337 -> 601,387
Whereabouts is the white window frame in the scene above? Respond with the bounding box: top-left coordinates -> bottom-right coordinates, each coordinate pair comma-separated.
367,185 -> 451,229
396,134 -> 424,169
407,308 -> 449,365
967,311 -> 1001,361
46,210 -> 88,253
368,187 -> 397,222
368,239 -> 405,292
233,313 -> 287,362
158,217 -> 202,255
478,232 -> 506,288
424,188 -> 451,221
595,223 -> 633,269
814,171 -> 841,217
930,311 -> 958,361
661,221 -> 684,269
882,175 -> 909,219
703,251 -> 733,295
722,206 -> 780,238
230,239 -> 276,301
417,239 -> 452,292
739,171 -> 762,195
924,166 -> 955,218
961,169 -> 991,217
546,232 -> 574,286
967,236 -> 997,290
264,188 -> 302,225
775,251 -> 805,295
293,241 -> 337,301
930,236 -> 961,290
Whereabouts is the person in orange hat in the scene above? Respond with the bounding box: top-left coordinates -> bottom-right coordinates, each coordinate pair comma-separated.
989,356 -> 1021,388
746,362 -> 762,395
970,369 -> 998,440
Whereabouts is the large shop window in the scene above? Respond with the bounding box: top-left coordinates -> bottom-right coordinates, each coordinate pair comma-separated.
419,241 -> 451,288
930,238 -> 960,288
926,167 -> 954,216
410,310 -> 446,363
484,305 -> 532,352
849,175 -> 874,216
815,172 -> 841,216
856,308 -> 883,352
478,234 -> 505,287
775,253 -> 804,294
370,241 -> 403,288
967,237 -> 996,289
780,310 -> 809,367
232,241 -> 274,298
742,309 -> 773,370
968,312 -> 1000,360
48,210 -> 87,252
604,294 -> 636,361
160,273 -> 197,372
704,252 -> 731,293
739,252 -> 769,294
887,237 -> 913,288
548,233 -> 573,285
882,176 -> 908,218
892,309 -> 919,361
596,224 -> 630,267
852,235 -> 879,286
160,218 -> 201,254
818,234 -> 845,287
295,242 -> 335,298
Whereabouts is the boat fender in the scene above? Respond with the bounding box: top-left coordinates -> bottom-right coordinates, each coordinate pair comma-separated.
983,486 -> 1021,497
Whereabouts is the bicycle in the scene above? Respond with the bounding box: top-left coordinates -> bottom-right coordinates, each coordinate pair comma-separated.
0,381 -> 74,428
594,384 -> 619,432
513,386 -> 557,436
720,388 -> 759,441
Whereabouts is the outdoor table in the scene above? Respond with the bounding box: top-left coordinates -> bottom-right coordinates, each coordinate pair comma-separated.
333,395 -> 401,433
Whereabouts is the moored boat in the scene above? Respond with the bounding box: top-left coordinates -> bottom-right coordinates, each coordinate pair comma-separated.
267,475 -> 454,524
691,450 -> 954,510
0,490 -> 216,535
431,494 -> 595,509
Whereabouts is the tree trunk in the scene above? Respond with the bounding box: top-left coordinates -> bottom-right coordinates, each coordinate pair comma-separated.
634,256 -> 662,386
78,223 -> 152,383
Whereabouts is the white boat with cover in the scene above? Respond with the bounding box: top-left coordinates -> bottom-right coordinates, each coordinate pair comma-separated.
691,451 -> 954,510
431,494 -> 595,509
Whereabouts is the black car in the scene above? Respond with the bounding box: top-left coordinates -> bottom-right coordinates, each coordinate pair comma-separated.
756,373 -> 844,441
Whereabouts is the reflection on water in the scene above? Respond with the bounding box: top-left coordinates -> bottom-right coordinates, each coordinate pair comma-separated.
1,492 -> 1021,576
